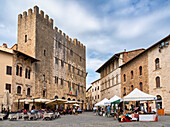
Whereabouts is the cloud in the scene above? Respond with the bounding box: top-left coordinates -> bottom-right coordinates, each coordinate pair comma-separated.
0,0 -> 170,89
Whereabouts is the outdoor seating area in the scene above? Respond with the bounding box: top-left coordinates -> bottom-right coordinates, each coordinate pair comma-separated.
0,98 -> 84,121
0,109 -> 60,121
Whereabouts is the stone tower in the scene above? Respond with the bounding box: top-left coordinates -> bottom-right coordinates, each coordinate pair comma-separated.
17,6 -> 54,98
17,6 -> 87,109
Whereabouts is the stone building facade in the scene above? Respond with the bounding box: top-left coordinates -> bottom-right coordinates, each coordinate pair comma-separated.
0,44 -> 38,111
91,79 -> 101,107
120,35 -> 170,114
86,86 -> 92,110
17,6 -> 86,109
96,49 -> 144,101
0,44 -> 13,111
148,35 -> 170,114
120,50 -> 149,97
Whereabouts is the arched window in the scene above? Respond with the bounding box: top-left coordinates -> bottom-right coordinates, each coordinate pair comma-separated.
123,87 -> 126,96
17,86 -> 21,94
155,58 -> 160,70
140,82 -> 143,91
25,67 -> 31,79
131,85 -> 134,91
16,64 -> 22,77
131,71 -> 133,79
156,76 -> 160,88
139,66 -> 142,75
123,74 -> 126,82
72,99 -> 75,101
25,68 -> 28,78
62,97 -> 65,99
156,95 -> 162,109
67,98 -> 71,101
16,65 -> 19,75
54,95 -> 58,99
27,88 -> 30,96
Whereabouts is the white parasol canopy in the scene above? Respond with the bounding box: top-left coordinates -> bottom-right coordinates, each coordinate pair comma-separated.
65,101 -> 82,104
95,98 -> 109,106
46,99 -> 67,105
32,99 -> 51,103
73,104 -> 79,107
2,90 -> 10,108
104,95 -> 121,105
14,99 -> 32,103
123,88 -> 157,101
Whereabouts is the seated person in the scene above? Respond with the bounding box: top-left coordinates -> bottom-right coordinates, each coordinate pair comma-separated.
31,109 -> 35,114
3,109 -> 9,120
23,109 -> 27,114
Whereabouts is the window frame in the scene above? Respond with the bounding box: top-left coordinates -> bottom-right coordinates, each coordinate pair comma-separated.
156,76 -> 160,88
27,88 -> 31,96
6,84 -> 11,93
17,86 -> 22,94
139,66 -> 142,75
6,66 -> 12,75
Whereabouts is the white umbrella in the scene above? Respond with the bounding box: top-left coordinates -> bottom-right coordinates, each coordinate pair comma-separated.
14,99 -> 32,103
2,90 -> 10,108
32,99 -> 50,103
73,104 -> 79,107
46,99 -> 67,105
95,98 -> 109,106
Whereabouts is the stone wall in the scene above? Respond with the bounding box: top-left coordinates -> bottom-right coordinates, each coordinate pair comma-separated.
17,6 -> 86,109
148,36 -> 170,114
121,52 -> 149,97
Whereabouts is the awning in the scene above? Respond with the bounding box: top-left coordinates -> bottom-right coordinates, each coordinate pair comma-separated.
14,99 -> 32,103
32,99 -> 51,103
65,101 -> 82,104
46,99 -> 67,105
73,104 -> 79,107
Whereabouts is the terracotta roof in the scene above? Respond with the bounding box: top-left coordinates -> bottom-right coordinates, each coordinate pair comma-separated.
13,50 -> 40,62
96,49 -> 144,73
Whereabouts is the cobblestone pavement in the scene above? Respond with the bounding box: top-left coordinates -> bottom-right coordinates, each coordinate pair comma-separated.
0,112 -> 170,127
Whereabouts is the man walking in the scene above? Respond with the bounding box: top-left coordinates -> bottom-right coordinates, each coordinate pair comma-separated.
107,105 -> 111,117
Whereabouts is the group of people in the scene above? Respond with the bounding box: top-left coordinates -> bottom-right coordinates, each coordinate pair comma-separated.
0,108 -> 9,120
61,106 -> 82,115
93,105 -> 111,117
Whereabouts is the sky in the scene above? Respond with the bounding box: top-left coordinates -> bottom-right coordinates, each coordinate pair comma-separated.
0,0 -> 170,89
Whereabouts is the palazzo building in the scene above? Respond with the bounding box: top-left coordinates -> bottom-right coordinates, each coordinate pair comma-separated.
120,35 -> 170,114
0,5 -> 87,111
96,49 -> 144,101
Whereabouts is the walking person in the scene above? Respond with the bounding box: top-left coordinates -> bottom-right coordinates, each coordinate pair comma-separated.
107,105 -> 111,117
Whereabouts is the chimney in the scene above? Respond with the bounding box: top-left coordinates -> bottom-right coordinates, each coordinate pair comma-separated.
2,43 -> 7,48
